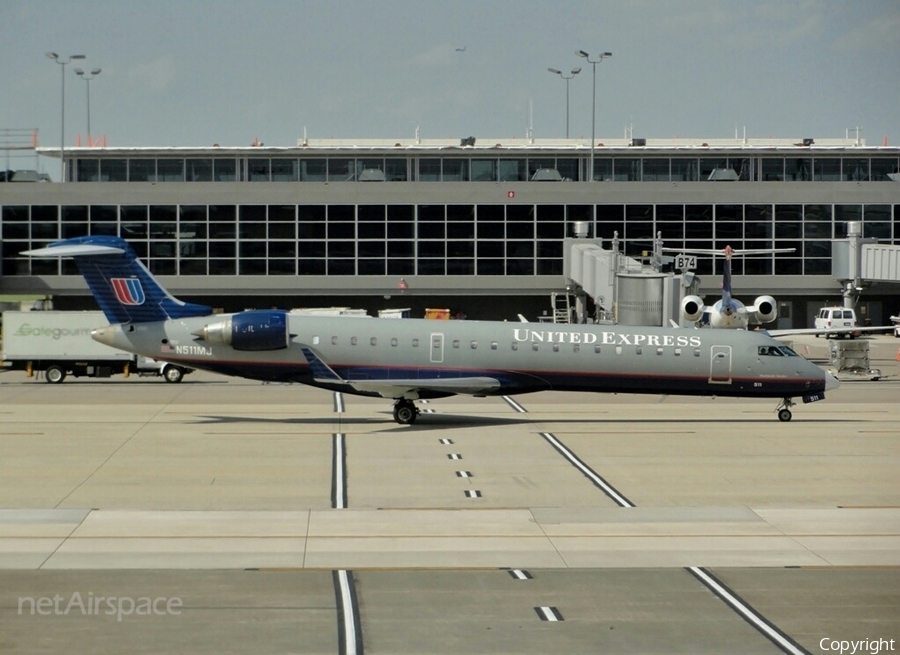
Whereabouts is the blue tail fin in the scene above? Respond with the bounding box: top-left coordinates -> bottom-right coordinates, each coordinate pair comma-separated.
22,236 -> 212,324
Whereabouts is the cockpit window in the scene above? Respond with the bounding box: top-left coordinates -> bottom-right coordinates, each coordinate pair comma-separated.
758,345 -> 797,357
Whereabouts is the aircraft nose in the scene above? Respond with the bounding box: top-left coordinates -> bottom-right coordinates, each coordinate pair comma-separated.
825,371 -> 841,391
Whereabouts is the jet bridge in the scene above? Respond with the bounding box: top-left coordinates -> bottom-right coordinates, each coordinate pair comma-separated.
562,235 -> 697,326
832,222 -> 900,308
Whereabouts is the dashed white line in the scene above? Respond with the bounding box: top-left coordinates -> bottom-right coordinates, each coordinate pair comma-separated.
535,606 -> 563,621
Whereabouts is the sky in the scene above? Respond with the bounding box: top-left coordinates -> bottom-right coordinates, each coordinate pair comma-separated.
2,0 -> 899,178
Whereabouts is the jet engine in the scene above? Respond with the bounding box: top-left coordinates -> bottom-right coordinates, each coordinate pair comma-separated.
681,295 -> 706,323
192,310 -> 291,351
751,295 -> 778,324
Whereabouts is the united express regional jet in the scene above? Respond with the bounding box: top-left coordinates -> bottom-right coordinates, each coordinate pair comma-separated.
25,237 -> 839,424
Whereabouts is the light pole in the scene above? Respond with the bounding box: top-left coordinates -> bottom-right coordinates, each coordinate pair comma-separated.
575,50 -> 612,181
47,52 -> 86,182
74,68 -> 102,142
547,67 -> 581,138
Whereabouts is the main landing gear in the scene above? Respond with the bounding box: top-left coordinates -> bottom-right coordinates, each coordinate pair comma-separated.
775,397 -> 795,422
393,399 -> 419,425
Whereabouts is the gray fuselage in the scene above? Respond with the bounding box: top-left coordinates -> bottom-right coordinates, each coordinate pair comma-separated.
92,315 -> 831,401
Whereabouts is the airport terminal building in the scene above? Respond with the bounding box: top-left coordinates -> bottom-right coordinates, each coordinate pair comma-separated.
1,135 -> 898,324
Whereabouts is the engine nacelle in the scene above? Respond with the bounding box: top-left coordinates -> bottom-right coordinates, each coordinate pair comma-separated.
751,295 -> 777,324
193,310 -> 291,351
681,295 -> 706,323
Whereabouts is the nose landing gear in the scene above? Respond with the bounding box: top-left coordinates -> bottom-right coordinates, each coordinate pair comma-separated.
775,397 -> 795,422
393,399 -> 419,425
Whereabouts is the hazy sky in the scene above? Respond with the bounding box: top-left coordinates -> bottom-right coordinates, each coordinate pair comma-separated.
2,0 -> 898,167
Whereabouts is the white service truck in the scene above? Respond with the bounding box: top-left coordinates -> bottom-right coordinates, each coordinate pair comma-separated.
0,311 -> 191,383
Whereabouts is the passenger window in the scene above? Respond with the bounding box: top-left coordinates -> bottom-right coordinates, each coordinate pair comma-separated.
332,336 -> 339,345
370,337 -> 377,346
351,337 -> 358,346
693,348 -> 701,357
532,343 -> 539,352
674,348 -> 681,356
491,342 -> 498,350
552,344 -> 559,352
453,340 -> 460,348
313,336 -> 320,345
635,346 -> 642,355
471,341 -> 478,349
615,346 -> 623,355
594,345 -> 601,354
391,338 -> 398,347
573,344 -> 580,353
512,342 -> 518,351
657,347 -> 664,355
412,338 -> 419,347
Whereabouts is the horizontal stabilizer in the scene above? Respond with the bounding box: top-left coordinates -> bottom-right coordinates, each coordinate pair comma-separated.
21,244 -> 125,257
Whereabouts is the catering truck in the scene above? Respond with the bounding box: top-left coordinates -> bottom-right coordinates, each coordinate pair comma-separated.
0,311 -> 191,383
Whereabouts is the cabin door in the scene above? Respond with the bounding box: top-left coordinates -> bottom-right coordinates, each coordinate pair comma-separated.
709,345 -> 732,384
430,333 -> 444,363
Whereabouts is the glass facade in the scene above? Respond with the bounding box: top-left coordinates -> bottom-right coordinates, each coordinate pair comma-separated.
65,153 -> 900,183
3,202 -> 896,278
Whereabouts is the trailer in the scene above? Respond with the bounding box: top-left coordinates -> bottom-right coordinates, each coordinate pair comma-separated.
0,311 -> 191,383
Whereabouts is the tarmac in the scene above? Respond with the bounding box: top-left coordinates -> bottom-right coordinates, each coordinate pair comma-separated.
0,334 -> 898,654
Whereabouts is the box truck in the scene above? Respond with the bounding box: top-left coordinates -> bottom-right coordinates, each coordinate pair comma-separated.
1,311 -> 191,383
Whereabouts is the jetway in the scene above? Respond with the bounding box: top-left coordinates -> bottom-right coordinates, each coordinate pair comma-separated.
562,236 -> 698,326
832,222 -> 900,308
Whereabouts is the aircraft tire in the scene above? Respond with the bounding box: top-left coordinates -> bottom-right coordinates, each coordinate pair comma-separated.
163,365 -> 184,383
45,365 -> 66,384
778,408 -> 792,422
393,401 -> 418,425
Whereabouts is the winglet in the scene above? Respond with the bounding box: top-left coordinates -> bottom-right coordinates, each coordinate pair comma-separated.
23,236 -> 212,324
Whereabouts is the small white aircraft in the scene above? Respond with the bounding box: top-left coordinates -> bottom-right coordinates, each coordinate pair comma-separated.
669,246 -> 894,339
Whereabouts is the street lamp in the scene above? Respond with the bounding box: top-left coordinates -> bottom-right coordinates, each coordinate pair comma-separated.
47,52 -> 86,182
575,50 -> 612,181
547,67 -> 581,138
74,68 -> 102,142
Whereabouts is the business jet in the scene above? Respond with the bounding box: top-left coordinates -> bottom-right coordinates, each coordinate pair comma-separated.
669,246 -> 893,339
668,246 -> 791,330
24,236 -> 838,423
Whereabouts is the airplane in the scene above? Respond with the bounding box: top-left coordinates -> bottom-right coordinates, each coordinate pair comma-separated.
669,245 -> 894,338
668,245 -> 790,331
24,236 -> 839,424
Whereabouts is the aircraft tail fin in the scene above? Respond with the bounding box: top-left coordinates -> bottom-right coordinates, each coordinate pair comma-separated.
721,254 -> 733,299
22,236 -> 212,324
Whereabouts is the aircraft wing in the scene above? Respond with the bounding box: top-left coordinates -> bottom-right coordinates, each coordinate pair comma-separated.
347,377 -> 502,398
298,345 -> 501,398
765,325 -> 896,338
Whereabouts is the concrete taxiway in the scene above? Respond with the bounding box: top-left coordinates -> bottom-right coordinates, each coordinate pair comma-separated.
0,335 -> 898,653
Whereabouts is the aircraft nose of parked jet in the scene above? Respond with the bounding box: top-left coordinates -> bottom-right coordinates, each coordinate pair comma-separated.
825,371 -> 841,391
